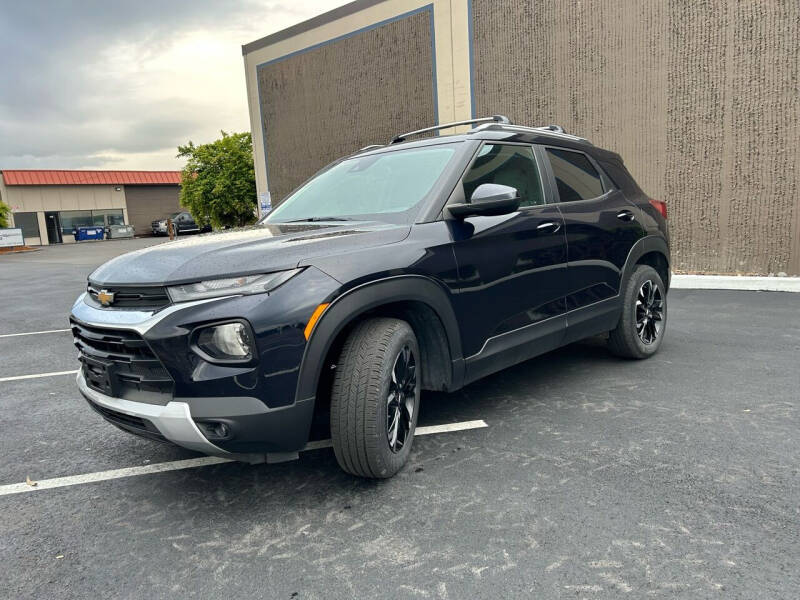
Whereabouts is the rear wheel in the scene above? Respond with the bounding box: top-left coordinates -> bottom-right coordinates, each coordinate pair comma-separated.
330,318 -> 420,478
608,265 -> 667,359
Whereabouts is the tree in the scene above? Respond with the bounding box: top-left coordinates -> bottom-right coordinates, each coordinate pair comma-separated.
177,131 -> 257,228
0,200 -> 10,228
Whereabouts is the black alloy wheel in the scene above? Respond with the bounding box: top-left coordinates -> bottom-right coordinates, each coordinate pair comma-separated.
387,346 -> 416,453
636,279 -> 664,345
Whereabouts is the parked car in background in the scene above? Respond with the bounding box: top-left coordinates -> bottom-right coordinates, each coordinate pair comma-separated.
151,211 -> 211,236
71,115 -> 670,479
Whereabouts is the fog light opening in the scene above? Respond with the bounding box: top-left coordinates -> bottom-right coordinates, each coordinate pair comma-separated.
197,420 -> 232,441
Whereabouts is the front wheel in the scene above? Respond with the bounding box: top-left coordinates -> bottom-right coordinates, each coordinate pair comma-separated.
608,265 -> 667,359
330,318 -> 420,478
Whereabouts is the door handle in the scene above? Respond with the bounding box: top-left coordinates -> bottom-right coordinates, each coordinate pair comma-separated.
536,221 -> 561,233
616,210 -> 635,222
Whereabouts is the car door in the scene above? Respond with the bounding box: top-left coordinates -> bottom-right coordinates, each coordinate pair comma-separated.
447,142 -> 569,383
175,212 -> 193,233
183,213 -> 199,231
539,145 -> 645,342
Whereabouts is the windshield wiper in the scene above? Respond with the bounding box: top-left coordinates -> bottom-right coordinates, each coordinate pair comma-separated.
284,216 -> 353,223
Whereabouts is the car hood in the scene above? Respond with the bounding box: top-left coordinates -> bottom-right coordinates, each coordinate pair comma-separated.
89,222 -> 411,286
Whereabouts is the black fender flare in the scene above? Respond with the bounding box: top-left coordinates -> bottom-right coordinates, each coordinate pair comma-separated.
621,234 -> 671,289
294,275 -> 464,403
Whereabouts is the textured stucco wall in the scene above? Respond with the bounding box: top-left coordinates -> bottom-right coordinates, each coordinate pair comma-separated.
472,0 -> 800,275
256,8 -> 437,203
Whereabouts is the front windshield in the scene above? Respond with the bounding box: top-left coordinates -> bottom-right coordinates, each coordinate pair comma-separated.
263,144 -> 458,224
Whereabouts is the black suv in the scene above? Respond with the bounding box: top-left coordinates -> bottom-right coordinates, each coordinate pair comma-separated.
151,211 -> 210,236
71,116 -> 669,478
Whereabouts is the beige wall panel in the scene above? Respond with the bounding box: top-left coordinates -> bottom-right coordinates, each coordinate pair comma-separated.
256,8 -> 437,202
87,187 -> 111,210
37,212 -> 48,245
0,186 -> 22,210
3,185 -> 125,212
124,185 -> 182,236
472,0 -> 800,275
21,189 -> 43,212
59,188 -> 80,210
111,189 -> 126,209
79,189 -> 97,210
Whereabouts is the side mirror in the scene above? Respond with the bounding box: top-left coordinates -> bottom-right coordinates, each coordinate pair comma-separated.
448,183 -> 520,219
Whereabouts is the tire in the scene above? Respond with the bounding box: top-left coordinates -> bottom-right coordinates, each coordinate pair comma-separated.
608,265 -> 667,359
330,318 -> 420,478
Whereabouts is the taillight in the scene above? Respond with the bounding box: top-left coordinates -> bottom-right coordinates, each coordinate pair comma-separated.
649,199 -> 667,219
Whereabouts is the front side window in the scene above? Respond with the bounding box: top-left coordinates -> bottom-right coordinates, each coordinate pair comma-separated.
264,144 -> 459,225
545,148 -> 604,202
462,144 -> 544,207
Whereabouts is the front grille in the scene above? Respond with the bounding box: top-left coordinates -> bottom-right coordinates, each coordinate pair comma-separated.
87,284 -> 171,310
71,319 -> 173,399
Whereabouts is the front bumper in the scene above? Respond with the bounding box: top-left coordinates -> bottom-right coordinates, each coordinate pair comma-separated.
78,371 -> 314,463
77,371 -> 231,456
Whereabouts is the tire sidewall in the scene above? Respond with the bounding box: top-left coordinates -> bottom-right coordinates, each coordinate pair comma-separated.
369,326 -> 420,477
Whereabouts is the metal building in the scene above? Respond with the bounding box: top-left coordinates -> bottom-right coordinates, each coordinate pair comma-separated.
0,170 -> 182,244
243,0 -> 800,276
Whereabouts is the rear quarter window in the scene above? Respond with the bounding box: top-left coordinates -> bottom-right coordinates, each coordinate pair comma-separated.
545,148 -> 604,201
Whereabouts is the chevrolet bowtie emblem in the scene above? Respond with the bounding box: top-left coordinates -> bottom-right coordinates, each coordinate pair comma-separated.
96,289 -> 115,306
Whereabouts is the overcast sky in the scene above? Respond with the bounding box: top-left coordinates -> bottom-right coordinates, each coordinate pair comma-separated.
0,0 -> 349,171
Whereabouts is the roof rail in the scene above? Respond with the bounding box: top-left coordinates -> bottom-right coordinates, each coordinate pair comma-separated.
390,115 -> 512,144
357,144 -> 385,153
470,122 -> 590,144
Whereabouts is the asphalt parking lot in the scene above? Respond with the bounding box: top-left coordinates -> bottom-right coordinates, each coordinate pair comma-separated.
1,238 -> 798,599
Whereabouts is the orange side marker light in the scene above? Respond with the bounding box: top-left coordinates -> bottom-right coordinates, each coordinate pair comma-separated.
304,303 -> 329,340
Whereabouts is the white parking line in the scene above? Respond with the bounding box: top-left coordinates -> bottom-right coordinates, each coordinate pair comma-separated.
0,370 -> 79,383
0,419 -> 488,496
0,328 -> 71,339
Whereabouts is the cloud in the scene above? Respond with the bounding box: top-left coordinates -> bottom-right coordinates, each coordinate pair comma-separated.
0,0 -> 349,170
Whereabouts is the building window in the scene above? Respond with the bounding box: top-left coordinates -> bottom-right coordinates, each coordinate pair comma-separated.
12,212 -> 40,239
59,209 -> 125,233
59,210 -> 93,234
93,209 -> 124,226
545,148 -> 604,202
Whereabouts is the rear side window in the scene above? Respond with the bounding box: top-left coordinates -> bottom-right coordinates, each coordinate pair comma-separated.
545,148 -> 604,202
463,144 -> 544,207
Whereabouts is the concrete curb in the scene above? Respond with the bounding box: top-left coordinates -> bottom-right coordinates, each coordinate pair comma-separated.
671,274 -> 800,293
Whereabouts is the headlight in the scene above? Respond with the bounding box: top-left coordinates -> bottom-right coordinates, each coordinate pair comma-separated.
167,269 -> 301,303
195,322 -> 255,362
